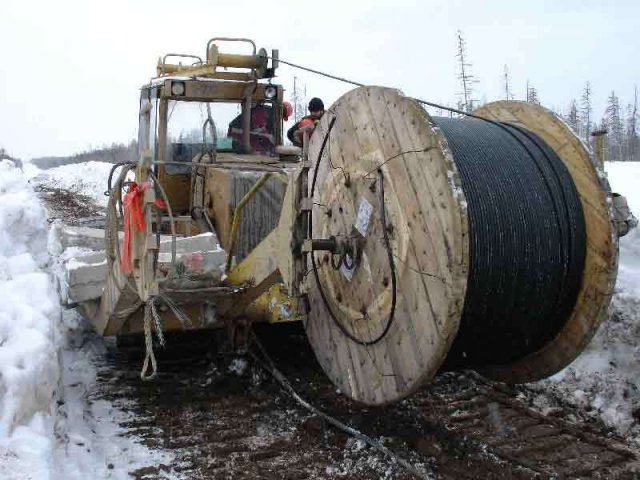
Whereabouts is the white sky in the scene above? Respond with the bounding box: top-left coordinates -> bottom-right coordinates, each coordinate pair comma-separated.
1,0 -> 638,160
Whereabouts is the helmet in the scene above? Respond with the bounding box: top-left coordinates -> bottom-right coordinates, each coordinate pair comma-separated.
283,101 -> 293,121
308,97 -> 324,112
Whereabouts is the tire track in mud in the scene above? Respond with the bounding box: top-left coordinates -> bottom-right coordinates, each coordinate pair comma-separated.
92,325 -> 640,479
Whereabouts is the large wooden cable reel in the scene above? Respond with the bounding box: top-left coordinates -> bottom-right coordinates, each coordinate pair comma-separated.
305,87 -> 469,405
303,86 -> 617,406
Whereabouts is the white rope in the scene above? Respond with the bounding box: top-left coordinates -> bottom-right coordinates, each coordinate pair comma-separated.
141,295 -> 196,381
154,294 -> 193,329
149,297 -> 167,347
141,301 -> 158,381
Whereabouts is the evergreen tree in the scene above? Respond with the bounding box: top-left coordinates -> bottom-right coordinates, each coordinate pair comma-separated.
580,82 -> 593,143
604,91 -> 624,161
566,99 -> 579,133
526,80 -> 540,104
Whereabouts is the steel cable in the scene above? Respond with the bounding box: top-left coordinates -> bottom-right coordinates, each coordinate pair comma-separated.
249,335 -> 432,479
432,117 -> 586,366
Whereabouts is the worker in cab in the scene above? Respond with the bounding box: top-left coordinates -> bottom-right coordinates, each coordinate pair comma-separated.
287,97 -> 325,147
228,102 -> 275,154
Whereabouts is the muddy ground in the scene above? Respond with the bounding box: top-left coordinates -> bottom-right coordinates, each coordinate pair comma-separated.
39,184 -> 640,479
92,324 -> 640,480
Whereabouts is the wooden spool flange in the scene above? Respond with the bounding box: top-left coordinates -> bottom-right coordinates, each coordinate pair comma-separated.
473,101 -> 618,384
305,87 -> 469,405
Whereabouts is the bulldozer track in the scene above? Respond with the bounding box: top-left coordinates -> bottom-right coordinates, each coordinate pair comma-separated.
92,326 -> 640,479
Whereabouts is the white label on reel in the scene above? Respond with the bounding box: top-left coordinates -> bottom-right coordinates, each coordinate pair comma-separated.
354,197 -> 374,237
340,255 -> 355,281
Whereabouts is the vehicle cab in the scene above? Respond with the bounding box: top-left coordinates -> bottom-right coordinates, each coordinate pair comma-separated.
137,38 -> 291,222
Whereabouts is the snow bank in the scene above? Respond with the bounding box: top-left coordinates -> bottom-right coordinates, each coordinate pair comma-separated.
0,160 -> 61,477
27,161 -> 120,208
51,311 -> 176,480
609,162 -> 640,298
0,160 -> 174,479
535,161 -> 640,442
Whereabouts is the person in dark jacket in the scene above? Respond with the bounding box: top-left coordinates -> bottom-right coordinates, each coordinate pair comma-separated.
287,97 -> 325,147
228,103 -> 275,154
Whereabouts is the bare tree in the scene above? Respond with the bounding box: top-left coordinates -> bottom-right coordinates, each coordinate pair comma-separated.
626,85 -> 639,161
580,81 -> 593,143
503,65 -> 513,100
456,30 -> 477,113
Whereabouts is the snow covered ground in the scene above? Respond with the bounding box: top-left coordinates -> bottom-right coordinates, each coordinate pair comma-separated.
0,160 -> 60,479
51,310 -> 175,480
531,161 -> 640,443
0,160 -> 173,479
24,161 -> 123,208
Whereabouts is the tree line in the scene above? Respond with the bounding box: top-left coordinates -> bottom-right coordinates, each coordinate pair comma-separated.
455,30 -> 639,162
30,140 -> 138,169
7,34 -> 638,166
561,85 -> 638,162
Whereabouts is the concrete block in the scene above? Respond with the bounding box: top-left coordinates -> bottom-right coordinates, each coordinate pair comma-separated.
63,232 -> 225,304
62,226 -> 118,251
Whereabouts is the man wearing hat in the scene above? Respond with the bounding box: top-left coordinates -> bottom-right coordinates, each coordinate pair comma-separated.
287,97 -> 325,147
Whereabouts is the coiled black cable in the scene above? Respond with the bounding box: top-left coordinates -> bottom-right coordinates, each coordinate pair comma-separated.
432,117 -> 586,366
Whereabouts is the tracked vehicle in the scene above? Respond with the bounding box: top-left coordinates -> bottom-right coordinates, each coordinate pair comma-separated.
67,37 -> 633,405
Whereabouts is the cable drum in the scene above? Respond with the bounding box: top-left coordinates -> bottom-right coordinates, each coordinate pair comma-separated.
431,117 -> 586,366
304,87 -> 615,405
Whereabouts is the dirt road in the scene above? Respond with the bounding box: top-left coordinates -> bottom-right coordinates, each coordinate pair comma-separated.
92,325 -> 640,479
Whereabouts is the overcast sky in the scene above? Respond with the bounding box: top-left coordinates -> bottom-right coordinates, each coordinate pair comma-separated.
1,0 -> 638,160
